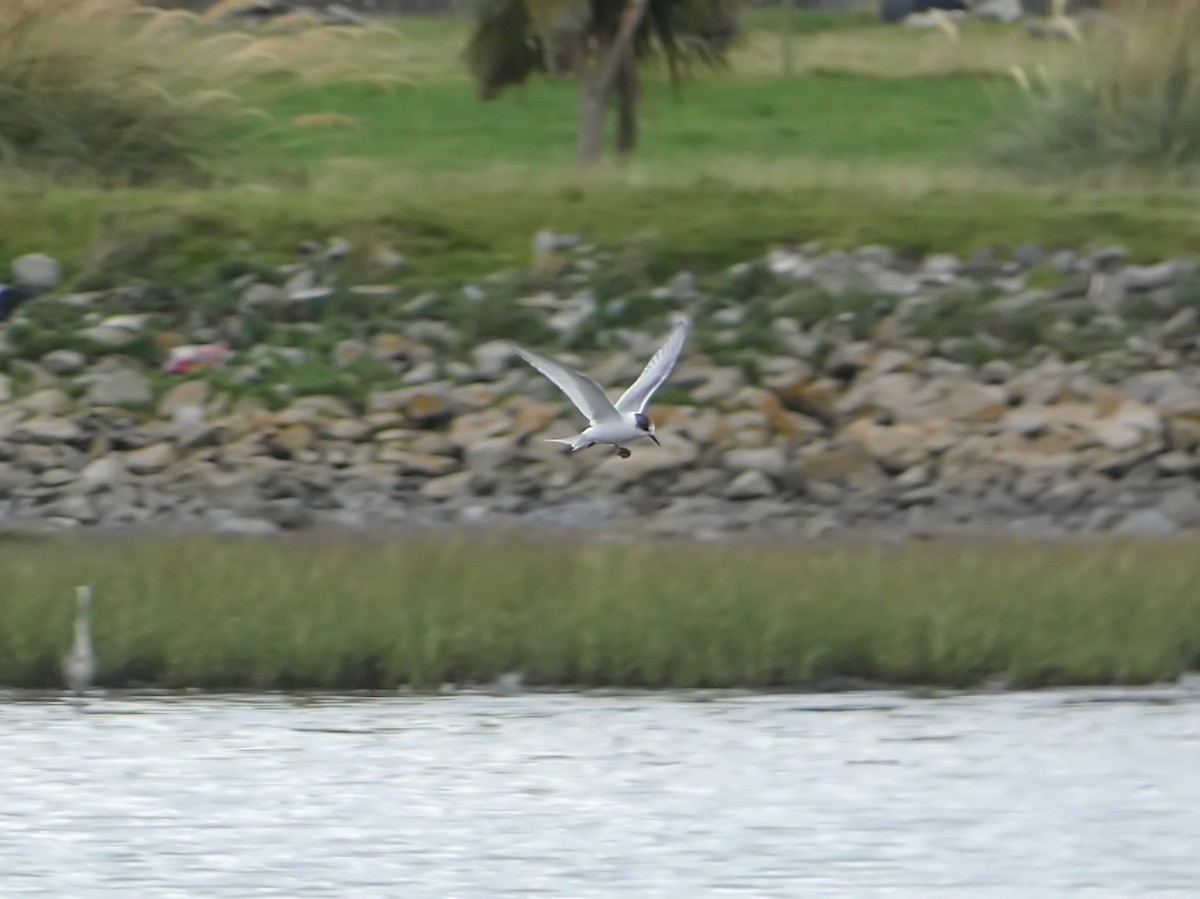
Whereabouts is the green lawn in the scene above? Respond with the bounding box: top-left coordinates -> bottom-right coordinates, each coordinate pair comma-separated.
220,75 -> 1012,177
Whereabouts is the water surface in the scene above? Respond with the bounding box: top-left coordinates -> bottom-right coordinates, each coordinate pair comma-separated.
3,685 -> 1199,897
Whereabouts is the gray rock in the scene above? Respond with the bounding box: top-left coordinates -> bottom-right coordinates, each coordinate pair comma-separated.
472,340 -> 514,380
322,237 -> 353,260
724,470 -> 776,500
1050,249 -> 1082,274
1013,244 -> 1045,269
1114,509 -> 1178,537
59,291 -> 104,309
15,416 -> 82,443
804,513 -> 839,539
39,467 -> 76,488
1123,261 -> 1182,293
87,370 -> 153,407
125,443 -> 175,475
721,447 -> 787,477
980,358 -> 1017,384
974,0 -> 1023,22
241,282 -> 283,309
54,495 -> 98,525
665,270 -> 698,298
1087,272 -> 1126,314
922,253 -> 960,279
257,498 -> 315,531
1005,515 -> 1064,538
331,339 -> 366,367
1091,246 -> 1129,272
19,388 -> 71,416
1160,487 -> 1200,528
465,438 -> 515,472
40,349 -> 87,376
868,268 -> 921,297
421,471 -> 476,501
214,517 -> 281,537
1038,480 -> 1091,516
894,463 -> 934,490
1161,307 -> 1198,345
81,325 -> 138,349
79,456 -> 122,493
1155,451 -> 1200,477
12,253 -> 62,291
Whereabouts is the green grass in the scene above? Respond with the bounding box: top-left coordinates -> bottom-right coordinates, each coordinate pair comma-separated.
3,170 -> 1199,287
0,10 -> 1189,283
2,534 -> 1199,691
222,76 -> 1010,176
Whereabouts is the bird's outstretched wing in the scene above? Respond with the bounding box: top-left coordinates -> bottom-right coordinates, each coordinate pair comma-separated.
615,316 -> 692,414
513,346 -> 618,425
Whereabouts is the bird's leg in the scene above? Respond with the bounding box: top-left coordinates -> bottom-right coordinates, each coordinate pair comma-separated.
615,446 -> 632,459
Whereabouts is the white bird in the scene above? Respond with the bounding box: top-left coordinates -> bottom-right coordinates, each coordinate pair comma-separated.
513,315 -> 691,459
62,584 -> 96,697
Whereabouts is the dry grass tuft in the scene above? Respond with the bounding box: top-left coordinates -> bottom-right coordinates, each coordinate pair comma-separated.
993,0 -> 1200,174
0,0 -> 408,184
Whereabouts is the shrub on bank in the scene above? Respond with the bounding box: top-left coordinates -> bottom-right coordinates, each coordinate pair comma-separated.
0,0 -> 230,183
992,0 -> 1200,177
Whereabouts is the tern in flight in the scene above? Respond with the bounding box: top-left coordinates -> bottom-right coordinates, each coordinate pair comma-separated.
513,315 -> 691,459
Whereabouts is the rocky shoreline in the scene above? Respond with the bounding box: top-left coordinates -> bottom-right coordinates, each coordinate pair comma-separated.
3,235 -> 1200,541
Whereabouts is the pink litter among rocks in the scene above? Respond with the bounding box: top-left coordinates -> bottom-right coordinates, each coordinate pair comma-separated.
164,343 -> 231,375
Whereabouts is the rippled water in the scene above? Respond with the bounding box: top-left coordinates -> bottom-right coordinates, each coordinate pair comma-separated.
3,685 -> 1199,897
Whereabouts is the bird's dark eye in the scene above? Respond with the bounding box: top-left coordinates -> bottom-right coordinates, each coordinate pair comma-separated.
634,413 -> 651,431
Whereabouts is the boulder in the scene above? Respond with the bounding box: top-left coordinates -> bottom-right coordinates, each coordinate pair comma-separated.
87,370 -> 153,408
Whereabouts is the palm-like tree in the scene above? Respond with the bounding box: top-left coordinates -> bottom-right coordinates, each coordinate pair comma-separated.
465,0 -> 741,169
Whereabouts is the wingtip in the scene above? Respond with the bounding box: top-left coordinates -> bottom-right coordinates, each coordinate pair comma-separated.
510,343 -> 537,363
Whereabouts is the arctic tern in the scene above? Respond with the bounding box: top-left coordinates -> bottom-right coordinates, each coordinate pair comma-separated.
513,315 -> 691,459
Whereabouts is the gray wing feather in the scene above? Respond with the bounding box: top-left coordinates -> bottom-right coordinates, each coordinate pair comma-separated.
615,316 -> 692,414
513,346 -> 618,425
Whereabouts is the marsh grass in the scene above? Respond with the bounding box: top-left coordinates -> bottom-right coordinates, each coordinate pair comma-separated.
1,534 -> 1198,691
993,0 -> 1200,175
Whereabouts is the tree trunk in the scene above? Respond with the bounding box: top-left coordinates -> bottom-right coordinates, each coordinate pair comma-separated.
615,46 -> 639,159
576,0 -> 649,171
578,61 -> 608,170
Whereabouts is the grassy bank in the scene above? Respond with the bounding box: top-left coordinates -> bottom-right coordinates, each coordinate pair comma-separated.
3,534 -> 1199,691
6,171 -> 1200,286
2,8 -> 1194,282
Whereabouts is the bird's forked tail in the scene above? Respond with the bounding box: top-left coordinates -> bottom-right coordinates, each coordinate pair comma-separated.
545,436 -> 589,453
